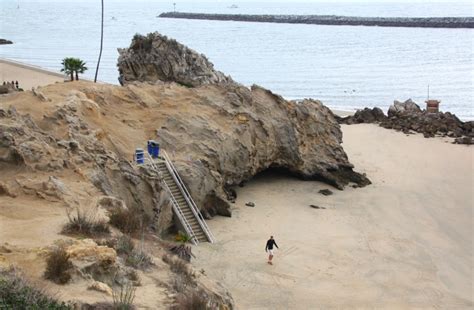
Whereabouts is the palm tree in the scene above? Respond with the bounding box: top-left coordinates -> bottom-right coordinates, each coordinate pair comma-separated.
61,57 -> 88,81
61,58 -> 75,81
94,0 -> 104,83
72,58 -> 88,81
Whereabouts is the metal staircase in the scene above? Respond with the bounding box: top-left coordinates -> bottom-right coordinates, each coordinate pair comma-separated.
143,150 -> 215,245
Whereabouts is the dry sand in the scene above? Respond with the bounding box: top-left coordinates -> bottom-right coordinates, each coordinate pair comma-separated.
195,124 -> 473,309
0,58 -> 64,90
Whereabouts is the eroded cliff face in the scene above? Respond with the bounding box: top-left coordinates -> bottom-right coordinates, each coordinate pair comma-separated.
1,78 -> 369,221
116,31 -> 370,216
0,89 -> 173,235
117,32 -> 233,87
154,83 -> 370,217
0,84 -> 237,308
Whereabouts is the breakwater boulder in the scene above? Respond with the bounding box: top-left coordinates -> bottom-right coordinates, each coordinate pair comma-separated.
337,99 -> 473,144
117,32 -> 233,87
0,39 -> 13,45
336,107 -> 386,125
159,12 -> 474,29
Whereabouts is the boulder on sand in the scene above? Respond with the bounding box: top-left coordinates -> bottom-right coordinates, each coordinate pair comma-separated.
388,99 -> 421,117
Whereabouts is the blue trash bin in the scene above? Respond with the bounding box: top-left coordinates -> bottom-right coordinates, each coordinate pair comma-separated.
135,148 -> 144,164
147,140 -> 154,157
147,140 -> 160,158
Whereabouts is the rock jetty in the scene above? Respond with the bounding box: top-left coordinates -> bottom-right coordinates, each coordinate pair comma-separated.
336,99 -> 473,144
0,39 -> 13,45
159,12 -> 474,29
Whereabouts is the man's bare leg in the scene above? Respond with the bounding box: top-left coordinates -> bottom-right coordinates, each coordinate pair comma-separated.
268,254 -> 273,265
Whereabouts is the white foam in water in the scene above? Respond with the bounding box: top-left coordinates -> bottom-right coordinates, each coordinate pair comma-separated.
1,0 -> 473,120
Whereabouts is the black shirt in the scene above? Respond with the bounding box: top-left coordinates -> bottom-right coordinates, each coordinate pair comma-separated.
265,239 -> 279,250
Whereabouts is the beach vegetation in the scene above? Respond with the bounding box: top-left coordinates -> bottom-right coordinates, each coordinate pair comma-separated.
62,207 -> 110,237
109,207 -> 147,235
112,282 -> 136,310
44,246 -> 73,285
115,235 -> 154,270
169,232 -> 195,262
61,57 -> 88,81
172,291 -> 210,310
0,267 -> 72,309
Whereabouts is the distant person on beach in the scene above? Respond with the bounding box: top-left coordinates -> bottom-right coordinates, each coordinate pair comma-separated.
265,236 -> 279,265
15,81 -> 19,89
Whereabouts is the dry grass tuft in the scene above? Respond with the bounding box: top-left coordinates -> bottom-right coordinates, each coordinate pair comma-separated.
112,282 -> 136,310
114,235 -> 153,270
108,208 -> 144,235
172,291 -> 210,310
44,246 -> 73,285
115,235 -> 135,256
63,207 -> 110,237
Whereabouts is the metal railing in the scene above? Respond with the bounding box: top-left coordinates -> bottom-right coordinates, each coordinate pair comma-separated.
142,152 -> 198,245
161,150 -> 215,243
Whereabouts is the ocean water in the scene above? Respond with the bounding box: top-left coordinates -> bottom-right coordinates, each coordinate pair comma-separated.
1,0 -> 473,119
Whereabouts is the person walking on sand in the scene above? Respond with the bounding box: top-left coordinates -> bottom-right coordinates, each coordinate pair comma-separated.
265,236 -> 279,265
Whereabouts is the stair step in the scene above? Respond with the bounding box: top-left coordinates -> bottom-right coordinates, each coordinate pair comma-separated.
155,158 -> 214,243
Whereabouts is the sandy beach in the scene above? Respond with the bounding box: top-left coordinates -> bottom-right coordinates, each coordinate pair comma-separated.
195,125 -> 473,309
0,58 -> 64,90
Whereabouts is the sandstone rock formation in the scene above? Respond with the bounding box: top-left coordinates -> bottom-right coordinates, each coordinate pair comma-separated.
115,32 -> 370,216
0,98 -> 173,236
154,85 -> 370,217
2,33 -> 370,224
117,32 -> 233,87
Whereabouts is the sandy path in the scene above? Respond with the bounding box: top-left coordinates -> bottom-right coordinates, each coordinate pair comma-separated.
194,124 -> 473,309
0,58 -> 64,90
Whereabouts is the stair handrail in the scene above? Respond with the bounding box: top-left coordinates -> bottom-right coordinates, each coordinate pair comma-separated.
161,150 -> 215,243
143,153 -> 199,245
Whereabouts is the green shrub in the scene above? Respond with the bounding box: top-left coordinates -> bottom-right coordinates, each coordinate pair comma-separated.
0,268 -> 72,309
115,235 -> 153,270
116,235 -> 135,256
125,250 -> 153,270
